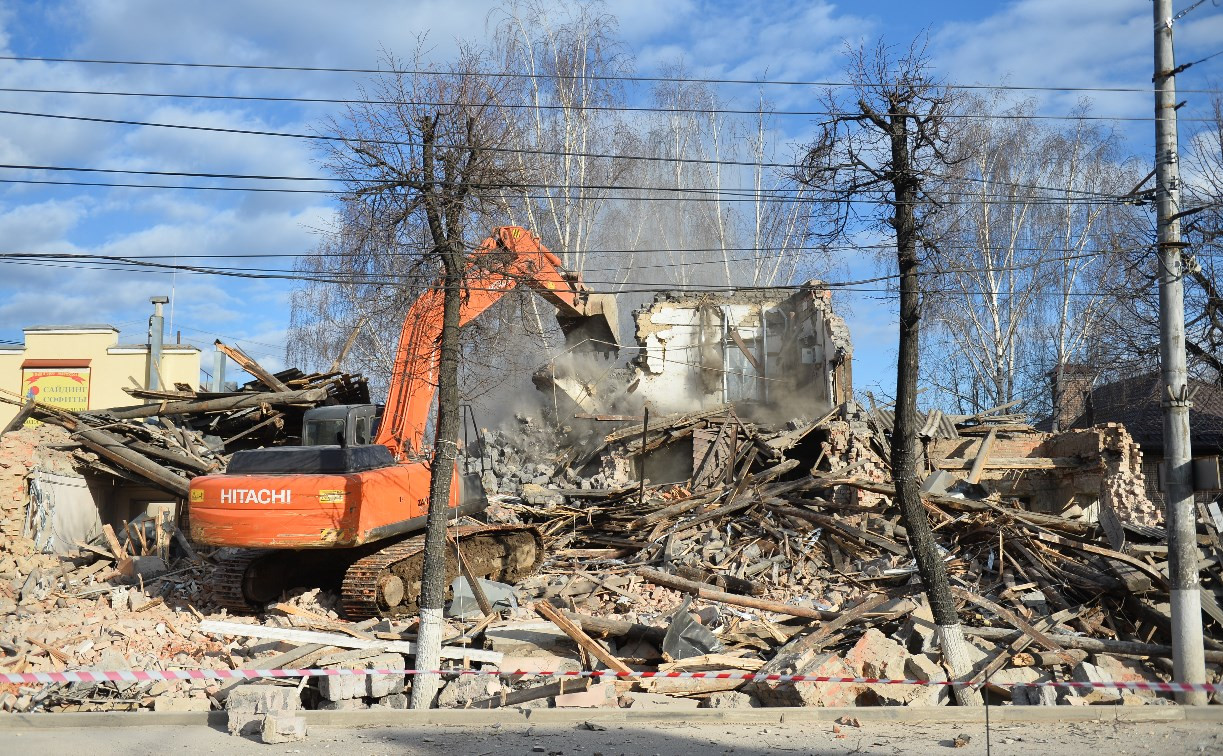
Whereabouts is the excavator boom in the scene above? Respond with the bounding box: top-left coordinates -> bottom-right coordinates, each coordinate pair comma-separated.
188,226 -> 615,618
374,226 -> 617,459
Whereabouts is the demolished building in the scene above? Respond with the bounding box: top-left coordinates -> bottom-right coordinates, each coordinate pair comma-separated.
1,284 -> 1221,720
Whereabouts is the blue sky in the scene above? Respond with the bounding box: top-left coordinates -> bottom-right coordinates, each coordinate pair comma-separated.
0,0 -> 1219,399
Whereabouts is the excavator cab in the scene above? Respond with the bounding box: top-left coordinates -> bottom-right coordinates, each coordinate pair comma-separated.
302,404 -> 377,447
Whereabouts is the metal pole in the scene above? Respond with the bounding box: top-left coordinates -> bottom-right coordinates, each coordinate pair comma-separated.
211,350 -> 227,393
638,406 -> 649,508
1153,0 -> 1206,705
148,296 -> 169,393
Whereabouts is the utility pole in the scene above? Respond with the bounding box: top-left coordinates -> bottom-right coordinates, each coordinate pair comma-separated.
1153,0 -> 1207,705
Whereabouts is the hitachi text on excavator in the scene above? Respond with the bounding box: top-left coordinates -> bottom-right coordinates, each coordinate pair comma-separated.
188,227 -> 618,619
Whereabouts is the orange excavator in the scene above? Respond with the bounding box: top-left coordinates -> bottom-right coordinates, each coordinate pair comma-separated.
188,227 -> 618,618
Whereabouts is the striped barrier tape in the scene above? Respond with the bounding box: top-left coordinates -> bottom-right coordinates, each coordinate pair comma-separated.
1,667 -> 1220,694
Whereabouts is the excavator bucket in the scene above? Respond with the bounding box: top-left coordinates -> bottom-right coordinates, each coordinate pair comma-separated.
557,292 -> 620,357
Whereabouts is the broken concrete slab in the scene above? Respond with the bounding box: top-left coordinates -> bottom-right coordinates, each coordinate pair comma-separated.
623,691 -> 702,710
552,681 -> 618,708
751,651 -> 863,708
318,652 -> 405,701
225,684 -> 301,736
700,690 -> 761,709
436,674 -> 503,709
259,712 -> 307,744
484,621 -> 576,656
844,628 -> 907,679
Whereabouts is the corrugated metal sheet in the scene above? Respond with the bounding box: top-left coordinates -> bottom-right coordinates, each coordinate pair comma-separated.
869,409 -> 961,440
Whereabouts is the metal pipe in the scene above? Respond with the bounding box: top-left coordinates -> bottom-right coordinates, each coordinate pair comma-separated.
148,296 -> 169,393
211,350 -> 227,392
638,406 -> 649,508
760,306 -> 768,403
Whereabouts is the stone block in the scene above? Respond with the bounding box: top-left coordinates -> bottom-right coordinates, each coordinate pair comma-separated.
317,698 -> 370,711
1092,654 -> 1157,698
845,628 -> 907,679
1071,661 -> 1122,704
751,652 -> 864,707
318,652 -> 406,701
260,713 -> 307,744
700,691 -> 760,709
153,696 -> 212,712
894,599 -> 937,654
370,693 -> 409,709
225,684 -> 300,736
623,692 -> 701,710
436,674 -> 502,708
485,622 -> 575,655
494,654 -> 583,681
520,483 -> 565,507
317,672 -> 364,702
984,666 -> 1047,701
903,654 -> 950,706
553,681 -> 618,708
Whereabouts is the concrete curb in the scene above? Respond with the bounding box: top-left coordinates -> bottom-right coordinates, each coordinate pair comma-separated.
2,705 -> 1220,729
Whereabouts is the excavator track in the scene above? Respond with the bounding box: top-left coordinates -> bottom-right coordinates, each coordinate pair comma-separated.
341,524 -> 544,621
209,549 -> 274,613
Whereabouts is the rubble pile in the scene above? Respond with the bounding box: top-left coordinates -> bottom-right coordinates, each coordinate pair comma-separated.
461,402 -> 1223,709
0,359 -> 369,501
3,369 -> 1222,718
0,353 -> 374,714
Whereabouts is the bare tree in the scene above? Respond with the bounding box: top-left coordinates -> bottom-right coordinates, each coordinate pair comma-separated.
321,44 -> 524,708
491,0 -> 631,273
923,95 -> 1048,414
922,98 -> 1134,420
796,39 -> 981,705
1181,93 -> 1223,384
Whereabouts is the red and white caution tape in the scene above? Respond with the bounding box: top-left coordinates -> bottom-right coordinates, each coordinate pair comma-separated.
1,667 -> 1219,694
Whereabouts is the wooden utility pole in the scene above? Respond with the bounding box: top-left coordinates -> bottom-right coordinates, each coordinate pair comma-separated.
1152,0 -> 1207,705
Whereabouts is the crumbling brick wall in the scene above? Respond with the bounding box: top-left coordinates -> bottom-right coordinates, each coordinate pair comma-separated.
927,423 -> 1160,527
822,420 -> 889,508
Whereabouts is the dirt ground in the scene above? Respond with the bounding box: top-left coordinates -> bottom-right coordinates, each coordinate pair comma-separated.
6,717 -> 1222,755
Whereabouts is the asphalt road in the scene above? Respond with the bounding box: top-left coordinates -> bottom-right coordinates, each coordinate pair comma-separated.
7,718 -> 1223,755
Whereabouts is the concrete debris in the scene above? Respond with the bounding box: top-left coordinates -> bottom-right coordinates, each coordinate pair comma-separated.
2,339 -> 1219,717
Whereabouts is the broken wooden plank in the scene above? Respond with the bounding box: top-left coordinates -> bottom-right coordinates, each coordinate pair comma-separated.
966,428 -> 997,485
535,600 -> 633,675
99,388 -> 327,420
962,625 -> 1223,663
75,427 -> 191,497
1,400 -> 36,435
214,340 -> 291,392
1032,532 -> 1169,590
951,587 -> 1069,658
763,503 -> 908,557
198,620 -> 503,664
101,524 -> 127,560
933,457 -> 1082,471
636,567 -> 834,621
559,611 -> 667,648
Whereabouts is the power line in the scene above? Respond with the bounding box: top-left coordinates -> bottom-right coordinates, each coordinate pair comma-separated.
2,54 -> 1221,95
0,110 -> 1175,202
0,243 -> 1142,286
0,175 -> 1139,207
0,254 -> 1167,302
0,162 -> 1132,203
25,240 -> 1136,259
2,86 -> 1218,122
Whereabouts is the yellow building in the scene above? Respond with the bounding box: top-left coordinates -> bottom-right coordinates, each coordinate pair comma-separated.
0,325 -> 201,427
